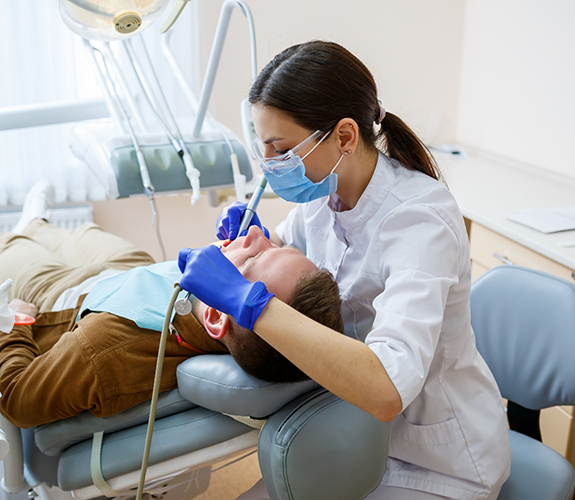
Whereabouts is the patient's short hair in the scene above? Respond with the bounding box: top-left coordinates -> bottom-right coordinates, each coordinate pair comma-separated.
226,268 -> 344,383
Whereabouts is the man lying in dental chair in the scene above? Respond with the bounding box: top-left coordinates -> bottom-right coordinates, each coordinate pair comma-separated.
0,181 -> 344,429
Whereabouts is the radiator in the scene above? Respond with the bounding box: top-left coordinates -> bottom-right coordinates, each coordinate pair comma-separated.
0,205 -> 93,234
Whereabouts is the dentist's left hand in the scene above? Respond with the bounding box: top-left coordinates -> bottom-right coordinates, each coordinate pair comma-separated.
178,246 -> 274,331
216,201 -> 270,241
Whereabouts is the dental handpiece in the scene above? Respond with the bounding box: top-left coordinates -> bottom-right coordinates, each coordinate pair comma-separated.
175,178 -> 268,315
237,177 -> 267,237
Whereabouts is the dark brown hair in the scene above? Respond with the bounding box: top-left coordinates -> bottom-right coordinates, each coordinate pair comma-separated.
249,40 -> 441,181
226,268 -> 344,383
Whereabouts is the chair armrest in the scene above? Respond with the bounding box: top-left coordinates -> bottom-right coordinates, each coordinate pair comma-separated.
177,354 -> 319,419
258,389 -> 389,500
0,415 -> 30,494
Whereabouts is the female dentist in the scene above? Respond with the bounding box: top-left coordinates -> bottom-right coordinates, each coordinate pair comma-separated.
178,41 -> 511,500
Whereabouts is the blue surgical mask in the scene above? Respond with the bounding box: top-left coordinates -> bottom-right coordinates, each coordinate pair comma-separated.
262,154 -> 344,203
251,129 -> 345,203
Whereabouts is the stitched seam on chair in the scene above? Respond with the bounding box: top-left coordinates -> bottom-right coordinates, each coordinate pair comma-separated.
40,398 -> 195,453
283,444 -> 294,500
274,390 -> 329,438
178,370 -> 278,390
100,398 -> 194,425
280,398 -> 343,499
61,412 -> 244,457
277,397 -> 341,447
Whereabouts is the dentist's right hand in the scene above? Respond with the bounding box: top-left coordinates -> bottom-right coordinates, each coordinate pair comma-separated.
216,201 -> 269,241
178,245 -> 274,331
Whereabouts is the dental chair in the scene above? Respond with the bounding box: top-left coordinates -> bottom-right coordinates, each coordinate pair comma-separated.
470,265 -> 575,500
0,354 -> 389,500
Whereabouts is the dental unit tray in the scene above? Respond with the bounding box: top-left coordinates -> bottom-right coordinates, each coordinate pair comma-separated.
70,120 -> 253,199
75,0 -> 260,206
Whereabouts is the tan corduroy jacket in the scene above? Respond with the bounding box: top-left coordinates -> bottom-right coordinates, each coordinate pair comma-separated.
0,296 -> 227,428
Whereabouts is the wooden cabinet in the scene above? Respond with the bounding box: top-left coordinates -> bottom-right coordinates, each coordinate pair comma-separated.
468,220 -> 575,467
469,222 -> 574,282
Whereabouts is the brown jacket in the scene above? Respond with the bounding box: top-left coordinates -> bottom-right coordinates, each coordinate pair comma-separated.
0,297 -> 227,428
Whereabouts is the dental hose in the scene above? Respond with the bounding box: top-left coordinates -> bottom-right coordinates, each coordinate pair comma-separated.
135,194 -> 264,498
135,283 -> 182,500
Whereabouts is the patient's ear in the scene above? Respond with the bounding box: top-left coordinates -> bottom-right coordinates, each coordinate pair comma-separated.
203,307 -> 229,340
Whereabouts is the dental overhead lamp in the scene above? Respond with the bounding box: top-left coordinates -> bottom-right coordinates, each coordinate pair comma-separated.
58,0 -> 171,41
57,0 -> 260,262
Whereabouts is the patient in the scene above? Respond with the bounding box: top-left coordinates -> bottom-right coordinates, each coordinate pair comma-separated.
0,181 -> 344,429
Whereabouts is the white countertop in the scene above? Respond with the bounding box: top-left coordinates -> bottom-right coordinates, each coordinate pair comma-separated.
437,149 -> 575,271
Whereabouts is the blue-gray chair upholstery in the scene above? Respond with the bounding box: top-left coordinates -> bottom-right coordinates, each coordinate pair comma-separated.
470,265 -> 575,500
19,354 -> 388,499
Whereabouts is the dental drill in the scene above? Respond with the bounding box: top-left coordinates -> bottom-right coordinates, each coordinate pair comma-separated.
172,177 -> 267,316
237,177 -> 267,236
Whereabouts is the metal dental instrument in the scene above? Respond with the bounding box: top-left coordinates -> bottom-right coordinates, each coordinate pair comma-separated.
122,37 -> 201,205
237,176 -> 267,237
122,39 -> 183,156
87,43 -> 167,258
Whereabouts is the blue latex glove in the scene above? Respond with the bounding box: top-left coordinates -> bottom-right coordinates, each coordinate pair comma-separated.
178,245 -> 274,330
216,201 -> 270,241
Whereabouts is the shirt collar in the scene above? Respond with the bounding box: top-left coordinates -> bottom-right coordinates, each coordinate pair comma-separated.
329,151 -> 394,228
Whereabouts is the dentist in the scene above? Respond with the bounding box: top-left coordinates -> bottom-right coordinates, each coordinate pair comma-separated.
178,41 -> 510,500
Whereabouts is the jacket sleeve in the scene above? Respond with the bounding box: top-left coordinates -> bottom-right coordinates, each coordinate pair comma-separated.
0,323 -> 104,428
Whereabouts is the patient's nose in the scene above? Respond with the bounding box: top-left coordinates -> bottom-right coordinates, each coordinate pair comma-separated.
243,225 -> 271,250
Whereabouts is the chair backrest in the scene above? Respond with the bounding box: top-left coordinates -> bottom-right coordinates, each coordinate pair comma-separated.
470,265 -> 575,410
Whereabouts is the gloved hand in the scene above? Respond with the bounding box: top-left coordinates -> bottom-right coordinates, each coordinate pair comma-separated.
178,245 -> 274,330
216,201 -> 270,241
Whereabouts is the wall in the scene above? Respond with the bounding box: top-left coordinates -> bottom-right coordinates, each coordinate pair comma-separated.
198,0 -> 466,146
457,0 -> 575,179
93,0 -> 466,251
93,193 -> 296,261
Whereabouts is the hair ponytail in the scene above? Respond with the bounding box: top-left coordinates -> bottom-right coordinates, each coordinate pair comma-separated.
377,113 -> 441,181
250,40 -> 441,181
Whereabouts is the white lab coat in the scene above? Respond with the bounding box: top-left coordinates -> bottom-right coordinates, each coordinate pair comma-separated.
276,153 -> 511,500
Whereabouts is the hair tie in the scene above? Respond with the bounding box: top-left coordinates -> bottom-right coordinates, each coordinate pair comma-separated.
375,101 -> 386,125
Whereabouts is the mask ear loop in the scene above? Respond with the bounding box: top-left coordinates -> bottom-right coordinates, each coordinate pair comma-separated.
329,150 -> 352,175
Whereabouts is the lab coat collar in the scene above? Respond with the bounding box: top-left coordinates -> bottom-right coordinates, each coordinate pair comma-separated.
328,151 -> 393,230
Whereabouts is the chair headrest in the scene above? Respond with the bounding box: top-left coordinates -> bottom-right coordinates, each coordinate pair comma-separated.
177,354 -> 320,419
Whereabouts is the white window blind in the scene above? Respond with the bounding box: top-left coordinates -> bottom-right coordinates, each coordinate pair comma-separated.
0,0 -> 198,206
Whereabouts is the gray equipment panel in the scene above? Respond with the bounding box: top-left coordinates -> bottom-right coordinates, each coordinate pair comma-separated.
111,139 -> 253,197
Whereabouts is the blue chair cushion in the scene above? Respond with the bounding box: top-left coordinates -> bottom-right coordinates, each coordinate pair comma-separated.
498,430 -> 575,500
471,266 -> 575,409
259,389 -> 389,500
35,389 -> 195,456
177,354 -> 320,418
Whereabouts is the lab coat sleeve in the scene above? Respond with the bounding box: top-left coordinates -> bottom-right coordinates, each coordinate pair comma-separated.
275,204 -> 307,252
365,204 -> 460,411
